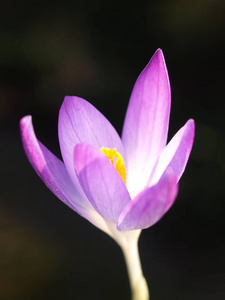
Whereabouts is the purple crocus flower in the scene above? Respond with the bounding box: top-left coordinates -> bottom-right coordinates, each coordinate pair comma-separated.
20,49 -> 194,298
20,48 -> 194,239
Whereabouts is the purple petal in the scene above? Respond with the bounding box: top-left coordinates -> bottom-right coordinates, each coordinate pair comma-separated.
58,96 -> 124,195
150,119 -> 195,185
117,170 -> 178,231
74,143 -> 131,223
122,49 -> 171,195
20,116 -> 111,233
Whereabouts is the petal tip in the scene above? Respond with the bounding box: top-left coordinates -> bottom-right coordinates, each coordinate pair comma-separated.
20,115 -> 32,126
60,95 -> 80,110
187,119 -> 195,140
20,115 -> 33,138
61,95 -> 74,109
60,95 -> 88,116
155,48 -> 163,56
152,48 -> 165,63
63,95 -> 74,101
188,118 -> 195,127
147,48 -> 168,80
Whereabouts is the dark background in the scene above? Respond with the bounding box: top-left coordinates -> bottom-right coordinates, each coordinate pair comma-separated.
1,0 -> 225,299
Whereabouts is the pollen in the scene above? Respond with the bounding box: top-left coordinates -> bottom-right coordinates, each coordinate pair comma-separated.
100,147 -> 126,184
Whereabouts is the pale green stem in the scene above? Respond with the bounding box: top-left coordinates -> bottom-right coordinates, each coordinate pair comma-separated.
121,242 -> 149,300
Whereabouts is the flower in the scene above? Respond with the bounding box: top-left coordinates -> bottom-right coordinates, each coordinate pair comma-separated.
20,49 -> 194,248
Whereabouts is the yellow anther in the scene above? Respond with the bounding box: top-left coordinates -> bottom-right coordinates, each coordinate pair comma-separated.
100,147 -> 126,184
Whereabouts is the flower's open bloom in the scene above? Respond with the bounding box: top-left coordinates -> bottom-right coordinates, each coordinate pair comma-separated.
20,49 -> 194,246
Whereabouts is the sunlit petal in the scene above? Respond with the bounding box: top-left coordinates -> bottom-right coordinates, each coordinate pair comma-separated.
150,119 -> 195,185
122,49 -> 171,195
74,143 -> 131,223
117,170 -> 178,231
20,116 -> 111,234
58,96 -> 124,194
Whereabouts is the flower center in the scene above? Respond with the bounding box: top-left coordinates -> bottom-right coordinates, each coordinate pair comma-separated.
100,147 -> 126,184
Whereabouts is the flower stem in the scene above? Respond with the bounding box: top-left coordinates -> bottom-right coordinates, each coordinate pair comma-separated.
121,241 -> 149,300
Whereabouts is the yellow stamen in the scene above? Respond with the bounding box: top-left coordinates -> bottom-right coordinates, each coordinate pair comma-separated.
100,147 -> 126,184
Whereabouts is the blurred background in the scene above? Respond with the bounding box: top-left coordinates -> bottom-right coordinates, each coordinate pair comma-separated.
1,0 -> 225,299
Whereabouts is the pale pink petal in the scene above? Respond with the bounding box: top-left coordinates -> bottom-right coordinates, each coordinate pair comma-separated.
58,96 -> 124,195
117,170 -> 178,231
150,119 -> 195,185
74,143 -> 131,223
122,49 -> 171,195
